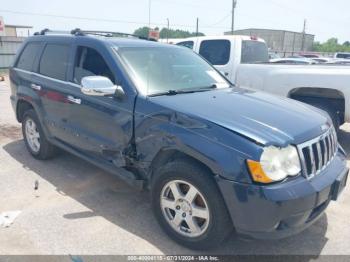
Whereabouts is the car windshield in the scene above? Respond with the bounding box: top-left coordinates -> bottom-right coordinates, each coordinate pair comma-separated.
115,46 -> 230,96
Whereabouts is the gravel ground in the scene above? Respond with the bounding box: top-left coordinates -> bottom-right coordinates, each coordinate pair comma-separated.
0,76 -> 349,256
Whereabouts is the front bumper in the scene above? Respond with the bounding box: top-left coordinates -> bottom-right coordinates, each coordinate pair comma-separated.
217,152 -> 348,239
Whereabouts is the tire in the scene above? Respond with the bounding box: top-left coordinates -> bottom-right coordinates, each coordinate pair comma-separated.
22,109 -> 56,160
309,102 -> 340,132
151,159 -> 233,250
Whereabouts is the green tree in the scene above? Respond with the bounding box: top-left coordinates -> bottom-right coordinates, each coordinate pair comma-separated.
159,28 -> 205,39
133,27 -> 150,38
343,41 -> 350,47
313,38 -> 350,52
133,27 -> 205,39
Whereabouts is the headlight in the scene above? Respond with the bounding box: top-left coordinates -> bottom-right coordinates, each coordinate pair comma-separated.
247,145 -> 301,183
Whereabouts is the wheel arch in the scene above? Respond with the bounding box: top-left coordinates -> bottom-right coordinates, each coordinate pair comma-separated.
288,87 -> 345,100
288,87 -> 345,125
16,99 -> 35,122
148,148 -> 218,185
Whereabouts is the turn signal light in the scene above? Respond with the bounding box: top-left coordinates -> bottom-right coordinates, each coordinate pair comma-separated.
246,160 -> 273,184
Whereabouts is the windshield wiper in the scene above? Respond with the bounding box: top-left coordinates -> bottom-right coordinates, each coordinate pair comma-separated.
194,84 -> 217,90
149,85 -> 218,97
148,89 -> 189,97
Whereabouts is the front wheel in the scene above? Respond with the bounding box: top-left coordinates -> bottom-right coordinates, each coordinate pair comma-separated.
151,159 -> 233,250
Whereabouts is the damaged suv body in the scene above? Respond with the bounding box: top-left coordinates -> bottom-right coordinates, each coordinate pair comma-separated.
10,29 -> 348,249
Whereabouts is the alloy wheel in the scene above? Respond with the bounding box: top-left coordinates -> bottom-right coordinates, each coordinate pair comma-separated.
25,118 -> 41,153
160,180 -> 210,238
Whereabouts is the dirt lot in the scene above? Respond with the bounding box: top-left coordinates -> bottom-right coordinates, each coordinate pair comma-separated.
0,76 -> 349,256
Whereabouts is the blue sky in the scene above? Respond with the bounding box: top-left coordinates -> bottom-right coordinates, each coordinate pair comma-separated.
1,0 -> 349,42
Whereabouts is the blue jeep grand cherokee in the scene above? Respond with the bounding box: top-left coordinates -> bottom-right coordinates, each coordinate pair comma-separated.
10,29 -> 348,250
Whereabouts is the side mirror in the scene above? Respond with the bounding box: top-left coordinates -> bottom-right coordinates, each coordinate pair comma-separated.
81,76 -> 125,98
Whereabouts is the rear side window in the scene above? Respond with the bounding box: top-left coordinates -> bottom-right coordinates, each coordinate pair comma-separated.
199,40 -> 230,65
73,46 -> 115,84
241,41 -> 269,64
176,41 -> 194,50
16,43 -> 41,71
39,44 -> 70,81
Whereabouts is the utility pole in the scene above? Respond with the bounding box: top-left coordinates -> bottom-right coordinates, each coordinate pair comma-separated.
196,18 -> 199,36
301,19 -> 306,51
167,18 -> 170,43
231,0 -> 237,34
148,0 -> 152,30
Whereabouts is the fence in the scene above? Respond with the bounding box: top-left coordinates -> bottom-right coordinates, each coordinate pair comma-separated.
0,36 -> 25,69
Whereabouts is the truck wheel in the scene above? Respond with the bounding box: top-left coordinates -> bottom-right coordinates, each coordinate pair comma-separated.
309,102 -> 340,132
151,159 -> 233,250
22,109 -> 56,160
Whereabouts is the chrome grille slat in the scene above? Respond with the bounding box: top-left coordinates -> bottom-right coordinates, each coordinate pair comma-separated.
331,131 -> 337,155
321,139 -> 327,167
316,142 -> 322,172
299,148 -> 308,178
325,136 -> 329,164
297,127 -> 338,179
309,145 -> 316,176
327,136 -> 332,163
329,133 -> 334,158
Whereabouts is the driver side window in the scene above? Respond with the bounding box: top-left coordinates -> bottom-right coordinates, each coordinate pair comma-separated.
73,46 -> 115,84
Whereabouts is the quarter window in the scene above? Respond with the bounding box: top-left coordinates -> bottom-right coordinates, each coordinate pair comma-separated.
199,40 -> 231,65
39,44 -> 70,81
73,46 -> 115,84
16,43 -> 42,71
176,41 -> 194,50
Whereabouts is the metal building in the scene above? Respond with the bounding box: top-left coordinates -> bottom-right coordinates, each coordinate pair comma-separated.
0,25 -> 32,69
225,28 -> 315,53
4,24 -> 32,37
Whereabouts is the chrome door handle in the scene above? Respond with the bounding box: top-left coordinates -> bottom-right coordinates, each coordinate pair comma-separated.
67,95 -> 81,105
30,83 -> 41,91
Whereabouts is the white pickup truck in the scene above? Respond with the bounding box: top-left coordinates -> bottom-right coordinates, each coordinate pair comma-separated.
175,35 -> 350,131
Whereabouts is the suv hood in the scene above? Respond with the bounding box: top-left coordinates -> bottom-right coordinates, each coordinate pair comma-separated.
150,88 -> 330,146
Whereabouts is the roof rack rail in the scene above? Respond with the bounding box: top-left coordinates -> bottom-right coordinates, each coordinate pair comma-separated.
34,28 -> 156,41
77,30 -> 148,39
34,28 -> 72,36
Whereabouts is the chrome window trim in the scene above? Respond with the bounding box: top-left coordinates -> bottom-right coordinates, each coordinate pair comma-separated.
13,68 -> 81,89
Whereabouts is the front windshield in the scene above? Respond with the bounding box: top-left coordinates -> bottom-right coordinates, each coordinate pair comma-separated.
116,46 -> 230,96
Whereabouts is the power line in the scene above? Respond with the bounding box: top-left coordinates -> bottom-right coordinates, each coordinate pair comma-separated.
207,12 -> 232,27
4,2 -> 344,36
0,9 -> 231,30
268,0 -> 349,26
148,0 -> 152,28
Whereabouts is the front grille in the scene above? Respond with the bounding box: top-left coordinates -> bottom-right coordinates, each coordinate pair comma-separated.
297,127 -> 338,179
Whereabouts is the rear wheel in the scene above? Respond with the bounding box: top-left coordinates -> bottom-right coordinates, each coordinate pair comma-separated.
151,159 -> 233,250
22,109 -> 56,160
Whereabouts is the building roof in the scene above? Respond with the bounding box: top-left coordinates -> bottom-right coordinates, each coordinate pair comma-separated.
5,24 -> 33,29
230,28 -> 315,37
